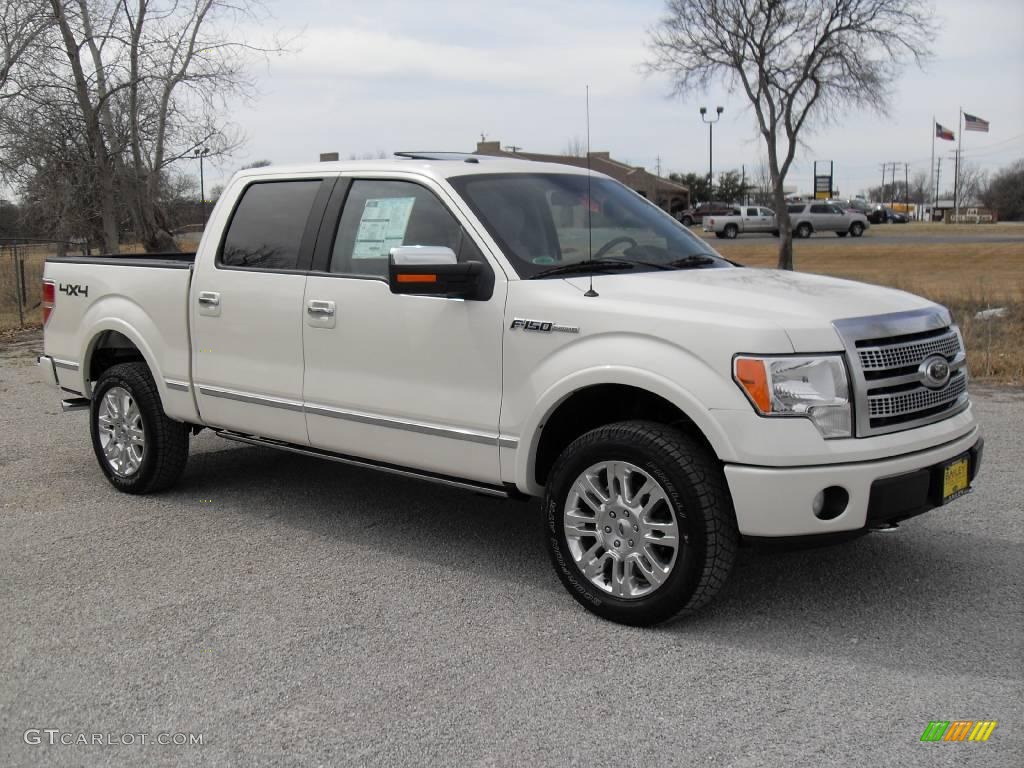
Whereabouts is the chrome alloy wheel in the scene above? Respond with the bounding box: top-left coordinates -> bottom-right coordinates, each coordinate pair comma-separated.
563,461 -> 681,599
96,386 -> 145,476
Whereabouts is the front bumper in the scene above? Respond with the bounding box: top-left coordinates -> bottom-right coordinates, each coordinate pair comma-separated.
724,427 -> 983,537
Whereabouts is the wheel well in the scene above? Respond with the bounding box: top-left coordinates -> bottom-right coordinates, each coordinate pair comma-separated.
88,331 -> 145,383
533,384 -> 717,487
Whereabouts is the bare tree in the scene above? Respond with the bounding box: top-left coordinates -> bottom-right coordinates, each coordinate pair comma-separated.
647,0 -> 935,269
563,136 -> 586,157
6,1 -> 280,252
0,1 -> 51,100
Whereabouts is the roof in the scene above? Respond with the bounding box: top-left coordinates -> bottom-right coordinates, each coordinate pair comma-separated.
232,156 -> 599,185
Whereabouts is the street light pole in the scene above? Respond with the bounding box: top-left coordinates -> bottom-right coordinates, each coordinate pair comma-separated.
194,147 -> 210,225
699,106 -> 724,201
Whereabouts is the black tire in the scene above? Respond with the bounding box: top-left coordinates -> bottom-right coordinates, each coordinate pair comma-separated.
850,222 -> 865,237
714,232 -> 725,239
724,224 -> 739,239
544,421 -> 738,626
836,231 -> 847,237
681,216 -> 694,227
796,223 -> 812,239
89,362 -> 190,494
771,230 -> 780,237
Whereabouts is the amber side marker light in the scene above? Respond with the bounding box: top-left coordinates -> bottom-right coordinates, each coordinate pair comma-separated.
734,357 -> 771,412
396,273 -> 437,283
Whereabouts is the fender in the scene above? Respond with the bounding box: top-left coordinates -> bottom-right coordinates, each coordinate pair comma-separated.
77,297 -> 200,423
512,364 -> 740,496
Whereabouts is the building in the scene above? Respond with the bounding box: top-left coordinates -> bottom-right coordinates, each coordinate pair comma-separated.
473,141 -> 690,213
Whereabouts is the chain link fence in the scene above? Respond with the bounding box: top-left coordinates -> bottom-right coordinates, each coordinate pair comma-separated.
1,238 -> 90,331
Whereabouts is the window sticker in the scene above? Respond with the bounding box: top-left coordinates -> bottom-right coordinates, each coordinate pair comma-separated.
352,197 -> 416,259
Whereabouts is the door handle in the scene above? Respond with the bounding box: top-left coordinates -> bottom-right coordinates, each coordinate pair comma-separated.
307,300 -> 335,317
198,291 -> 220,306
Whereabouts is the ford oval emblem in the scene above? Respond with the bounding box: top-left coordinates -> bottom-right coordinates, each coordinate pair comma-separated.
919,355 -> 951,389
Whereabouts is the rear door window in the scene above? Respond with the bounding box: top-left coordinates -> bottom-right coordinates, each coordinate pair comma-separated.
809,204 -> 829,214
787,204 -> 805,214
219,180 -> 322,270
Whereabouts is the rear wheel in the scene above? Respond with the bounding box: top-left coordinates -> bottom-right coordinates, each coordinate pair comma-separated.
90,362 -> 190,494
724,224 -> 739,239
850,222 -> 865,237
796,223 -> 812,239
544,421 -> 738,626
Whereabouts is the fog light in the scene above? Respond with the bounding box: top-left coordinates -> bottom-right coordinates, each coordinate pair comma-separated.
813,486 -> 849,520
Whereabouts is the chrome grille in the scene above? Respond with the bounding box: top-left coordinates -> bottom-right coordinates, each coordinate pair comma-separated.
833,309 -> 969,437
868,373 -> 967,418
858,330 -> 961,371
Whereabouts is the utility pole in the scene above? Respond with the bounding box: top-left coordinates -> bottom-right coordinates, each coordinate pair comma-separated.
879,163 -> 887,201
741,164 -> 746,204
656,155 -> 662,178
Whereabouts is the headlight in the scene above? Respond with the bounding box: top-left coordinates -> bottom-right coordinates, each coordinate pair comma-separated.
733,355 -> 852,438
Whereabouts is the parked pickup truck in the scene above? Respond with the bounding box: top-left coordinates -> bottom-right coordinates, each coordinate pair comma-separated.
39,154 -> 982,626
702,206 -> 778,238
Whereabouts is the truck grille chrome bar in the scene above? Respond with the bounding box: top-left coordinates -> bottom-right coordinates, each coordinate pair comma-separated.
834,309 -> 969,437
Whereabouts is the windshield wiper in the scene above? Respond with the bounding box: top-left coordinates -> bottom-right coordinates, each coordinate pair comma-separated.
527,259 -> 638,279
664,255 -> 716,269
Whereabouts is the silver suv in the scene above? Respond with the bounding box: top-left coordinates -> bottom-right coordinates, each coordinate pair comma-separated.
787,202 -> 869,238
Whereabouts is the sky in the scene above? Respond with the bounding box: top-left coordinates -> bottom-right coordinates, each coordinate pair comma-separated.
209,0 -> 1024,198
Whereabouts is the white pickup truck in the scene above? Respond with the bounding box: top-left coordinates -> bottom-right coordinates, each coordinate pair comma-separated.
39,154 -> 982,626
702,206 -> 778,238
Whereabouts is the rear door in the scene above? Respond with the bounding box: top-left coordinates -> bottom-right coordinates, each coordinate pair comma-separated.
300,176 -> 507,483
190,175 -> 334,444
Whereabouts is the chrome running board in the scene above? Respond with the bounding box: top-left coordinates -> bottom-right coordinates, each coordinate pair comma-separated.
214,430 -> 512,498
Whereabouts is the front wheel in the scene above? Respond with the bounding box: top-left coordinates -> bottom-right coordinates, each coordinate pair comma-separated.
90,362 -> 190,494
544,421 -> 738,626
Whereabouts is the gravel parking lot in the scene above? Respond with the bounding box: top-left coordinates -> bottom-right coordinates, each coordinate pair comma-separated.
1,331 -> 1021,767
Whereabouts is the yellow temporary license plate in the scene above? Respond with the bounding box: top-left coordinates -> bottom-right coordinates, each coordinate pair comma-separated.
942,456 -> 970,503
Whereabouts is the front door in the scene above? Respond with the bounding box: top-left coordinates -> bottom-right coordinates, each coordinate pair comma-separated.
301,177 -> 507,483
191,176 -> 333,445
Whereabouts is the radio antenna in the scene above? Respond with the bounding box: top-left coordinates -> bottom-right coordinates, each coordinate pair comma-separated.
584,84 -> 598,298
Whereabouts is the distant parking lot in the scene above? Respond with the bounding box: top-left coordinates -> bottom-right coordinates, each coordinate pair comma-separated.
1,332 -> 1021,767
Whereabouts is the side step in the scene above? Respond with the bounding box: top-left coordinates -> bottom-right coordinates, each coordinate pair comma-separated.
215,430 -> 514,498
61,397 -> 91,412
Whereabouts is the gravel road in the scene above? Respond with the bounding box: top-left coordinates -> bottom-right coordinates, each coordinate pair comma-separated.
1,331 -> 1021,767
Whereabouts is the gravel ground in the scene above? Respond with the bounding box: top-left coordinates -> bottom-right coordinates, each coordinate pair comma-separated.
1,331 -> 1021,767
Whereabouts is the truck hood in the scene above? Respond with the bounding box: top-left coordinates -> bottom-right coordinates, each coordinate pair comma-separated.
568,267 -> 939,352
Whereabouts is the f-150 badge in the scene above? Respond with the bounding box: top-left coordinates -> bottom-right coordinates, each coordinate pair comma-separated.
510,318 -> 579,334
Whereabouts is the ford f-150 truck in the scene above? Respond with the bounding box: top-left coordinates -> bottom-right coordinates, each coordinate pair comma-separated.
39,154 -> 982,626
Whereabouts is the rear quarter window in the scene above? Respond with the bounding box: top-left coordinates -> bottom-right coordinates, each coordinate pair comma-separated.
787,204 -> 805,214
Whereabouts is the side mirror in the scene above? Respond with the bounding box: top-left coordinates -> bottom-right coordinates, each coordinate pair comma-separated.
388,246 -> 485,300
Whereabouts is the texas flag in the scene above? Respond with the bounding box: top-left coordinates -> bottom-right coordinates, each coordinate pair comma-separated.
936,123 -> 955,141
964,113 -> 990,132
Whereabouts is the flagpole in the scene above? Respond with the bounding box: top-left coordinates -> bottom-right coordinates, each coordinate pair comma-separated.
929,115 -> 935,220
954,107 -> 963,222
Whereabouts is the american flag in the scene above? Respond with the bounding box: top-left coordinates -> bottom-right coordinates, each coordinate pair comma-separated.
964,113 -> 990,132
936,123 -> 954,141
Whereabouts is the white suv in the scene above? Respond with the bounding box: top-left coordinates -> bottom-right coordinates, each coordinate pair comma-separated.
787,202 -> 869,238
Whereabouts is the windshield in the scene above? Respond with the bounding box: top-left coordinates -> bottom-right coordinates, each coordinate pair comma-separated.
448,173 -> 730,278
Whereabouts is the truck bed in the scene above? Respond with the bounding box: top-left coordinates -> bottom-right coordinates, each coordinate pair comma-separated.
47,251 -> 196,269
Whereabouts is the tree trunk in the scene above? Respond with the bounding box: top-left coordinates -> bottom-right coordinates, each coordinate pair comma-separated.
773,184 -> 793,270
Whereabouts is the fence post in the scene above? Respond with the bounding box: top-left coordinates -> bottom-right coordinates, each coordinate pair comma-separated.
14,242 -> 25,328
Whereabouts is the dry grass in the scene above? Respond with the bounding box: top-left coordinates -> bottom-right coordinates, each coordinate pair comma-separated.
715,238 -> 1024,384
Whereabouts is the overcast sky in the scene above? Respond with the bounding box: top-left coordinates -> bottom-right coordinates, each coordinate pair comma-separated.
213,0 -> 1024,197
